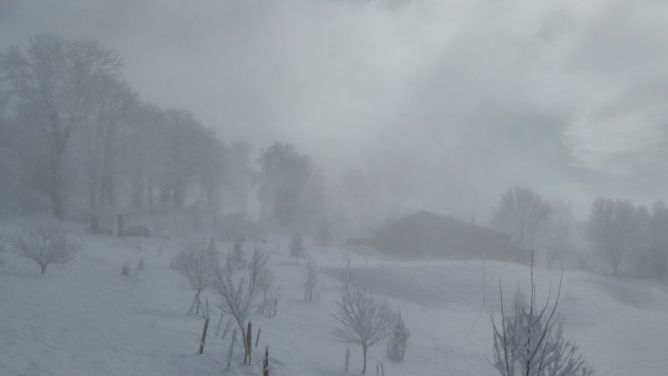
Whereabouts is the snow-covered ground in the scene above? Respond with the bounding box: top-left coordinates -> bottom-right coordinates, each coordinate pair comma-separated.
1,227 -> 668,375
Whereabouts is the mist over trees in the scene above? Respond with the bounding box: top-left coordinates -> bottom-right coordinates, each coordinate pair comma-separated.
2,33 -> 668,283
588,198 -> 636,276
0,34 -> 447,244
2,2 -> 668,375
490,187 -> 551,250
1,35 -> 123,218
545,202 -> 575,269
0,34 -> 337,240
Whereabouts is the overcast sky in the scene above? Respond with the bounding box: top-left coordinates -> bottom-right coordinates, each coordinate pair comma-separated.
1,0 -> 667,220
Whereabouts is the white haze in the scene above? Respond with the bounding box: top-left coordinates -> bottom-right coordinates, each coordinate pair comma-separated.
1,0 -> 667,219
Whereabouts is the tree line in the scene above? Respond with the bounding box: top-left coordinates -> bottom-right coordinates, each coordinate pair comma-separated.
491,187 -> 668,279
0,34 -> 347,238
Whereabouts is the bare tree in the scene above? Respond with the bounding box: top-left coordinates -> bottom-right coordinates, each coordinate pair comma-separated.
1,34 -> 122,218
491,187 -> 550,250
491,256 -> 594,376
82,76 -> 137,209
588,197 -> 635,276
213,247 -> 273,365
303,255 -> 319,303
649,201 -> 668,279
290,231 -> 305,264
172,242 -> 216,315
11,223 -> 80,274
546,202 -> 573,268
256,142 -> 312,227
333,287 -> 396,374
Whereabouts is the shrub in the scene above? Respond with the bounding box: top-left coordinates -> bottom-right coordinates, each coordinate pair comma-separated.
12,224 -> 80,274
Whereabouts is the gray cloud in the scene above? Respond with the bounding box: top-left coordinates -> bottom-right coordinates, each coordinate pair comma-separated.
2,0 -> 667,219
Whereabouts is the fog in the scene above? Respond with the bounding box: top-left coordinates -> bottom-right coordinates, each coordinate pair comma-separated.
2,3 -> 668,375
3,0 -> 666,220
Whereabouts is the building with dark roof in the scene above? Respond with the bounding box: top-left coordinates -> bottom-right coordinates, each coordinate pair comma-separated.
372,210 -> 529,263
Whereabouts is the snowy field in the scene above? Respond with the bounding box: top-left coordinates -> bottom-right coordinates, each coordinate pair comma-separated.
2,228 -> 668,376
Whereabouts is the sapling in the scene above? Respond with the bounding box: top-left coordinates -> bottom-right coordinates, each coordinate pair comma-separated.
12,224 -> 80,274
334,287 -> 396,374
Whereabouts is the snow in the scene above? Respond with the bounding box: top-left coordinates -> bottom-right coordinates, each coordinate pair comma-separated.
1,226 -> 668,375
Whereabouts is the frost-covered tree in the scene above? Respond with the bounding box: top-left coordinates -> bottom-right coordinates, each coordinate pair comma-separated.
81,76 -> 137,209
1,34 -> 122,218
303,255 -> 319,303
256,142 -> 312,227
290,232 -> 305,264
12,223 -> 80,274
490,187 -> 550,250
491,258 -> 594,376
649,201 -> 668,279
386,312 -> 409,362
334,287 -> 396,374
173,242 -> 216,315
545,201 -> 574,269
588,198 -> 635,276
213,247 -> 273,365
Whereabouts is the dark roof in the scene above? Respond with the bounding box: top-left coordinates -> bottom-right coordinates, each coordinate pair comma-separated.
373,210 -> 527,263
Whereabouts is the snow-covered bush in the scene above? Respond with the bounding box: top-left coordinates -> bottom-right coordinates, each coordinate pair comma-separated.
173,241 -> 217,315
386,312 -> 409,362
11,224 -> 80,274
491,263 -> 594,376
334,287 -> 396,374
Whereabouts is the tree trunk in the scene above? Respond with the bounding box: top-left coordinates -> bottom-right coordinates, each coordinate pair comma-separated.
102,136 -> 115,206
362,345 -> 368,374
49,131 -> 68,220
226,329 -> 237,369
244,321 -> 253,365
263,346 -> 269,376
40,264 -> 47,274
188,289 -> 201,315
198,316 -> 209,354
196,295 -> 200,315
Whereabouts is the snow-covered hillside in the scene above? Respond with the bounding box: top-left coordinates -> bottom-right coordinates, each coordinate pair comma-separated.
1,228 -> 668,376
